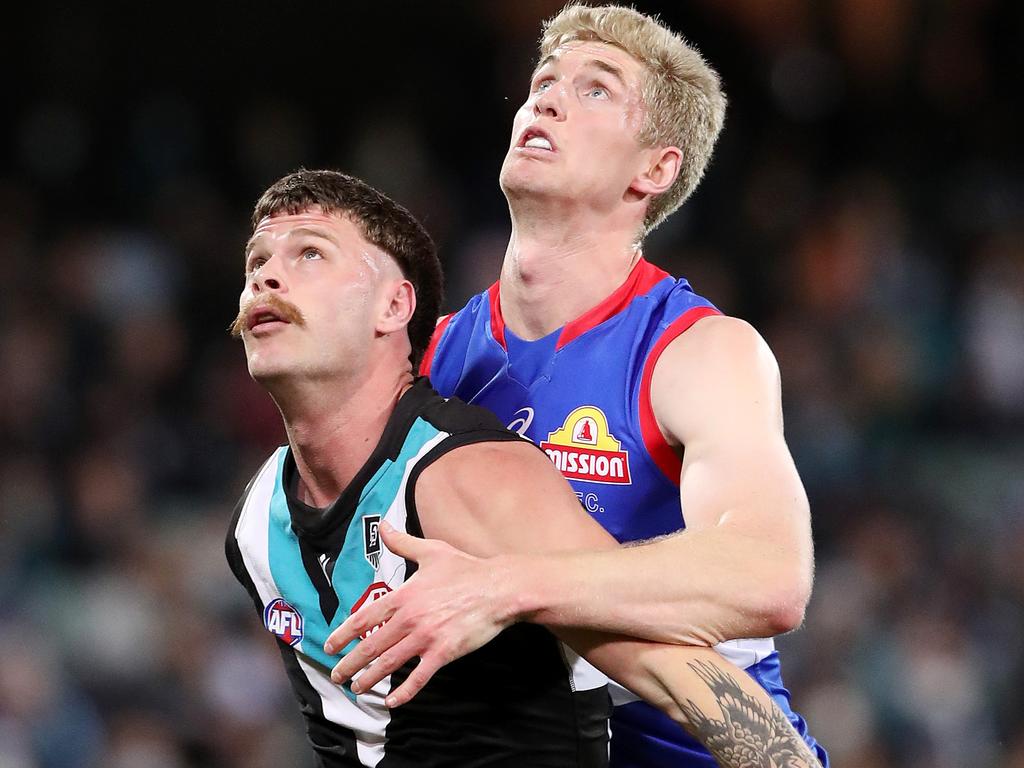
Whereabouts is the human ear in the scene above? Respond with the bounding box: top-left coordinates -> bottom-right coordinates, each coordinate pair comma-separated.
377,279 -> 416,335
631,145 -> 682,198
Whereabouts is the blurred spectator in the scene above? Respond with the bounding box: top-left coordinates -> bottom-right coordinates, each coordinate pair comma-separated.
3,1 -> 1021,765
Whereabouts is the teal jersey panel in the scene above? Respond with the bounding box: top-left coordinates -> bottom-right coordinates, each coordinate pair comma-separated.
332,416 -> 444,651
266,450 -> 340,672
266,417 -> 444,685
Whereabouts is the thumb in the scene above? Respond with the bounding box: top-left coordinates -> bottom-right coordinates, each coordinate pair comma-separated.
380,521 -> 427,562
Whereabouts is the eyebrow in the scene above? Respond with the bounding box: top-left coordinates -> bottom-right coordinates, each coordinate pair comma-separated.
531,54 -> 628,88
244,225 -> 341,262
588,58 -> 627,87
532,53 -> 558,77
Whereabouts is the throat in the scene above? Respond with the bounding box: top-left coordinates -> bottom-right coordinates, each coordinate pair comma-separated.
280,376 -> 412,508
499,246 -> 643,341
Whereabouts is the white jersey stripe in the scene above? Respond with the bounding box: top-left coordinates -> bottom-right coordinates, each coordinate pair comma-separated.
235,433 -> 451,764
234,449 -> 285,608
296,655 -> 388,767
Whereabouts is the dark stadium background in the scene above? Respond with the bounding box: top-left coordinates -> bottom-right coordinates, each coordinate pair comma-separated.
2,1 -> 1022,766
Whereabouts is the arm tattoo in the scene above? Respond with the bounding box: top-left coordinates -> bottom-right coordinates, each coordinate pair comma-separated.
679,660 -> 822,768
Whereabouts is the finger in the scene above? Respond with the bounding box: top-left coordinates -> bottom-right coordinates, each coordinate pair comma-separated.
329,619 -> 405,683
384,653 -> 445,708
325,595 -> 397,655
379,521 -> 429,562
350,635 -> 423,694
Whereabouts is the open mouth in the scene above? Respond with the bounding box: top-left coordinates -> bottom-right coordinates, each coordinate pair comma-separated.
518,126 -> 556,152
248,308 -> 289,331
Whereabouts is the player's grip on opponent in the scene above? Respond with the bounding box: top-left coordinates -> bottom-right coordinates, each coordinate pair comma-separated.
325,521 -> 518,708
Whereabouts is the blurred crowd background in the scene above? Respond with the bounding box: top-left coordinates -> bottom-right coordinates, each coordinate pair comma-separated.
2,1 -> 1022,766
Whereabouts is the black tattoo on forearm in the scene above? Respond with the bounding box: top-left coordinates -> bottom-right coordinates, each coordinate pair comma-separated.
679,660 -> 822,768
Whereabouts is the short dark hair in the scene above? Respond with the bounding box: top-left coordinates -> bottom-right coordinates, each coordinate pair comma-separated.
252,169 -> 442,366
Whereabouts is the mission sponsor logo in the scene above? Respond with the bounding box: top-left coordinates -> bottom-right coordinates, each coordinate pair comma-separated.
350,581 -> 393,639
540,406 -> 631,485
264,597 -> 304,647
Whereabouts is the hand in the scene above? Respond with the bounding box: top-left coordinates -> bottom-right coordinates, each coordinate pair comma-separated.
324,522 -> 518,707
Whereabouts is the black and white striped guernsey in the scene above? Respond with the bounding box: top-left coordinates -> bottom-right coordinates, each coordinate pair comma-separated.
226,378 -> 611,767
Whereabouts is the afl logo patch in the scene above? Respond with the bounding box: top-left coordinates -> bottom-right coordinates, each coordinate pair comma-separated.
264,598 -> 304,647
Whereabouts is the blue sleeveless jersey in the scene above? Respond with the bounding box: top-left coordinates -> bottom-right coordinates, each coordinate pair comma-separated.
422,259 -> 828,767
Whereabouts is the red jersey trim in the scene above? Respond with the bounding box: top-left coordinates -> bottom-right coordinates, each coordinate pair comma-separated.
418,314 -> 453,376
557,259 -> 670,350
487,282 -> 506,350
487,259 -> 671,353
638,306 -> 722,485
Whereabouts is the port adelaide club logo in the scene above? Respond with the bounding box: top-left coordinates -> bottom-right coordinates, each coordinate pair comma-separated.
540,406 -> 632,485
363,515 -> 382,569
264,597 -> 304,647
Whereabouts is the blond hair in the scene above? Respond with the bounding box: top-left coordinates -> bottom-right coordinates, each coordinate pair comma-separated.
540,4 -> 726,235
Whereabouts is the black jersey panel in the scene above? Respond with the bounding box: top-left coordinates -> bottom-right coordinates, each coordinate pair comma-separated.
225,467 -> 267,615
382,622 -> 610,768
276,641 -> 361,768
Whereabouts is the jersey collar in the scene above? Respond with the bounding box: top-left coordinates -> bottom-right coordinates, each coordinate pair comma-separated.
281,378 -> 435,550
487,258 -> 671,352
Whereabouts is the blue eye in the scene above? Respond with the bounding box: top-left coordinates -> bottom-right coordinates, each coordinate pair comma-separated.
535,80 -> 553,93
587,87 -> 609,99
302,249 -> 323,261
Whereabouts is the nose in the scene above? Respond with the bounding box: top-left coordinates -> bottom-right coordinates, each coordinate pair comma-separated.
250,256 -> 285,294
533,85 -> 565,120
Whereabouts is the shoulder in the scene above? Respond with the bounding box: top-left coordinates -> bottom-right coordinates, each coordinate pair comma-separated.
434,290 -> 492,335
420,290 -> 492,376
225,448 -> 285,577
412,436 -> 616,557
632,274 -> 720,368
417,438 -> 543,496
407,419 -> 531,530
656,315 -> 779,384
417,386 -> 513,436
230,449 -> 285,520
404,385 -> 542,533
412,438 -> 578,556
651,316 -> 783,445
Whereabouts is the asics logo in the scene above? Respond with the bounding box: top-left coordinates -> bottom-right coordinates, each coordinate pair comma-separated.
506,407 -> 535,436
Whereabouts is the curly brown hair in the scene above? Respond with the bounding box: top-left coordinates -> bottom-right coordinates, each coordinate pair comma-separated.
252,169 -> 442,366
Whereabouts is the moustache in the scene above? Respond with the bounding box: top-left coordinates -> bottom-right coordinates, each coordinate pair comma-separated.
229,294 -> 306,338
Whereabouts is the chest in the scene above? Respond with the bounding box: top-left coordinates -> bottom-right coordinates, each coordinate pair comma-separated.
237,458 -> 411,673
452,338 -> 685,543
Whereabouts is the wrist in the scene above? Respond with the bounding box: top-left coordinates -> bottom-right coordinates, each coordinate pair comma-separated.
492,552 -> 548,624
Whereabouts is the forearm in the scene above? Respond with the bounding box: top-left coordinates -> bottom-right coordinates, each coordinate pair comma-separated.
560,630 -> 821,768
508,523 -> 809,646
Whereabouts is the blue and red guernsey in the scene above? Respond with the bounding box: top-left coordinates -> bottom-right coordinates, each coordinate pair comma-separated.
421,258 -> 828,767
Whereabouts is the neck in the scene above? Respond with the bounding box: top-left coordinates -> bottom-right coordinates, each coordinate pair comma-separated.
270,364 -> 413,508
500,200 -> 643,340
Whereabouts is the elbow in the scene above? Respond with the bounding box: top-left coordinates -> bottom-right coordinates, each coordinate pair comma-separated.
766,593 -> 806,635
762,558 -> 812,635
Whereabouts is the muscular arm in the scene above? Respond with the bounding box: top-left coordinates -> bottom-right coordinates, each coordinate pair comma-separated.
511,316 -> 814,645
326,317 -> 815,690
337,440 -> 820,766
566,636 -> 822,768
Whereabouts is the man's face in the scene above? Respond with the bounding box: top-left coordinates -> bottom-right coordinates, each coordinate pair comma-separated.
234,208 -> 399,386
499,41 -> 650,213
